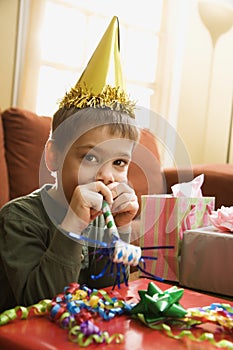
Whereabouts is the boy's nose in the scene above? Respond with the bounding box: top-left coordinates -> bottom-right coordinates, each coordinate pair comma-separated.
96,163 -> 115,185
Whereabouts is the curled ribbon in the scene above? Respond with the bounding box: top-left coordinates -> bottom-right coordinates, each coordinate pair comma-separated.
49,282 -> 127,346
150,323 -> 233,349
0,300 -> 51,326
69,320 -> 124,347
0,283 -> 128,347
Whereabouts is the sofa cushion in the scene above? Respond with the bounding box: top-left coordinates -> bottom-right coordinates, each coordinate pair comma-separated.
0,112 -> 9,207
2,108 -> 53,200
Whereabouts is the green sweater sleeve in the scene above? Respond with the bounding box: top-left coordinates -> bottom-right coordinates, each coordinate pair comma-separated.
0,193 -> 83,309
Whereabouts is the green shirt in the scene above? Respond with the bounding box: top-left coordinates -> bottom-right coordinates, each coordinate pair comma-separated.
0,186 -> 130,312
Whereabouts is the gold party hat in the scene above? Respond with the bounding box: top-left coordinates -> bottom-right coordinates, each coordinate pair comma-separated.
59,16 -> 135,117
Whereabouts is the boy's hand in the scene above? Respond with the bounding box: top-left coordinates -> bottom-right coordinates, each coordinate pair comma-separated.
108,183 -> 139,229
60,181 -> 113,233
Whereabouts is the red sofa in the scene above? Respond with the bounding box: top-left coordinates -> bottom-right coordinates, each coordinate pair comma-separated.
0,107 -> 233,210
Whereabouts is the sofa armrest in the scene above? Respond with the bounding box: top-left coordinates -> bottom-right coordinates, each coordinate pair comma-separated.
164,164 -> 233,209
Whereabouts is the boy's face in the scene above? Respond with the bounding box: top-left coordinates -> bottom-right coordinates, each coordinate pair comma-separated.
58,126 -> 135,204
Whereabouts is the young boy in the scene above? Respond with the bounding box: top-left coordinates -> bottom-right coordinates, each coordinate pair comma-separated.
0,17 -> 140,312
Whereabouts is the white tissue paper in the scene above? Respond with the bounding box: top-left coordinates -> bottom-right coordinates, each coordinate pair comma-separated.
171,174 -> 204,198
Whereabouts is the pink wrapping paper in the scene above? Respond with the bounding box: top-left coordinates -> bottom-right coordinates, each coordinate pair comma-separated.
139,195 -> 215,282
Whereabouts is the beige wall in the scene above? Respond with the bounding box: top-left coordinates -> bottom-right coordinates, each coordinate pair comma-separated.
176,0 -> 233,164
0,0 -> 19,110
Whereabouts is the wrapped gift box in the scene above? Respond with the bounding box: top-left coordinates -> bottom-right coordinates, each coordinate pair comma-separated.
180,226 -> 233,297
139,195 -> 215,282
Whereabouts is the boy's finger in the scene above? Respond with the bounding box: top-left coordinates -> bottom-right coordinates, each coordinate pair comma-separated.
81,181 -> 113,205
108,182 -> 133,199
111,192 -> 138,213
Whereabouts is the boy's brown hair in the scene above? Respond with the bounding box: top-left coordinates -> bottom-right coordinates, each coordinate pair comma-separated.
51,106 -> 139,151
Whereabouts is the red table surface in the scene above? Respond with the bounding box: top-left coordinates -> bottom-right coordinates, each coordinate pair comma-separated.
0,278 -> 232,350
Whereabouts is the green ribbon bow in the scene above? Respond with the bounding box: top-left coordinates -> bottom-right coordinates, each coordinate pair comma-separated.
130,282 -> 187,324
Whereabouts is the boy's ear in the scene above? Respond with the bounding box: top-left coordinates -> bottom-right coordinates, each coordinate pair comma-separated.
45,140 -> 60,172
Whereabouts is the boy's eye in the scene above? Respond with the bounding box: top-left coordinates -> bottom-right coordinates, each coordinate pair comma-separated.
113,159 -> 128,167
84,154 -> 98,162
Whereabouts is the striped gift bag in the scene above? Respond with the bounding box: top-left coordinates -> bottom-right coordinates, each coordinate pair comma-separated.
139,195 -> 215,282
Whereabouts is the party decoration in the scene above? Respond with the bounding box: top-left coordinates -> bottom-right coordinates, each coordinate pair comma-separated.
0,281 -> 233,348
68,200 -> 174,289
102,199 -> 120,240
130,282 -> 187,323
69,321 -> 124,346
0,282 -> 131,347
0,300 -> 51,326
130,282 -> 233,349
187,303 -> 233,332
89,201 -> 174,288
209,206 -> 233,233
59,16 -> 135,117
